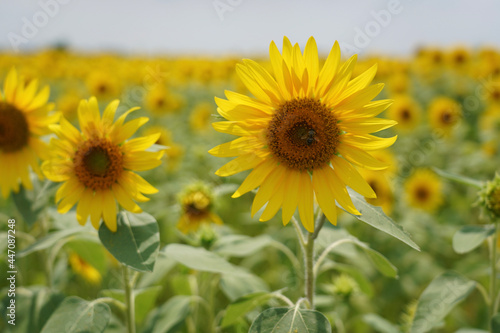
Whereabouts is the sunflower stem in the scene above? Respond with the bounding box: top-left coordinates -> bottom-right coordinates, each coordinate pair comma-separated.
305,231 -> 315,309
490,219 -> 499,326
122,265 -> 136,333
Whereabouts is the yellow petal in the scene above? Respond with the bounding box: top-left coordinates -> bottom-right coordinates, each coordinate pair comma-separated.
242,59 -> 283,104
112,182 -> 143,213
215,152 -> 266,177
337,144 -> 389,171
111,117 -> 149,144
281,169 -> 301,226
341,134 -> 397,151
298,172 -> 314,232
102,99 -> 120,128
4,68 -> 18,102
224,90 -> 274,114
339,118 -> 397,135
236,64 -> 275,106
57,183 -> 85,214
27,86 -> 50,111
322,166 -> 361,215
90,190 -> 104,229
251,165 -> 286,216
331,156 -> 376,198
209,136 -> 264,157
123,133 -> 161,152
126,171 -> 159,194
312,168 -> 338,226
216,98 -> 271,121
316,41 -> 340,95
233,158 -> 277,198
102,190 -> 117,232
334,83 -> 384,110
212,120 -> 265,136
123,150 -> 163,171
76,188 -> 94,226
269,41 -> 291,100
304,37 -> 319,95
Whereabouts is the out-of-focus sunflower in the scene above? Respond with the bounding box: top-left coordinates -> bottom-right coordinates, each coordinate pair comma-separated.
387,72 -> 409,96
190,102 -> 213,131
0,68 -> 59,198
370,150 -> 398,176
428,97 -> 461,136
485,81 -> 500,105
143,126 -> 184,172
480,105 -> 500,132
447,47 -> 471,71
42,97 -> 163,232
387,95 -> 421,133
177,184 -> 222,234
69,253 -> 101,285
144,86 -> 184,115
86,71 -> 121,100
56,89 -> 82,121
209,36 -> 397,232
404,169 -> 443,212
360,169 -> 393,215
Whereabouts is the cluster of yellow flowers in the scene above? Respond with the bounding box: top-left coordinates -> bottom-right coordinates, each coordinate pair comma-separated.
1,41 -> 499,235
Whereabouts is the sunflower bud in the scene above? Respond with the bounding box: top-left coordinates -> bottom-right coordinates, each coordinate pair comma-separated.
479,173 -> 500,218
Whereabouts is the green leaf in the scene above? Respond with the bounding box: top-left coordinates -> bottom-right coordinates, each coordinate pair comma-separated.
99,211 -> 159,272
455,329 -> 489,333
452,225 -> 495,254
136,252 -> 177,288
492,314 -> 500,333
19,227 -> 92,257
41,296 -> 111,333
222,292 -> 273,328
316,227 -> 359,259
1,286 -> 64,333
164,243 -> 245,275
347,189 -> 420,251
433,168 -> 483,189
360,246 -> 398,279
220,272 -> 270,301
12,185 -> 44,228
142,295 -> 191,333
213,235 -> 273,257
410,271 -> 476,333
363,314 -> 401,333
249,307 -> 331,333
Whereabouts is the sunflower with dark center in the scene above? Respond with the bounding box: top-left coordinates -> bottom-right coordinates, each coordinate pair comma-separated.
177,184 -> 222,234
428,97 -> 461,136
42,97 -> 164,232
0,68 -> 59,198
404,169 -> 443,212
387,95 -> 421,133
209,36 -> 397,232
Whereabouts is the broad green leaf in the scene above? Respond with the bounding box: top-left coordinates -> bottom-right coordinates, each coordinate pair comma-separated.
410,271 -> 476,333
222,292 -> 273,328
137,252 -> 177,288
433,168 -> 483,189
99,211 -> 160,272
455,329 -> 489,333
1,286 -> 64,333
164,243 -> 245,275
452,225 -> 495,254
249,307 -> 331,333
363,314 -> 401,333
142,295 -> 191,333
347,189 -> 420,251
41,296 -> 111,333
220,272 -> 270,301
213,235 -> 273,257
19,227 -> 92,257
361,246 -> 398,279
492,314 -> 500,333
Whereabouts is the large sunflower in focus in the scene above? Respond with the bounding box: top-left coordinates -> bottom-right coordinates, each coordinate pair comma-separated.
42,97 -> 163,232
209,37 -> 397,232
0,68 -> 58,198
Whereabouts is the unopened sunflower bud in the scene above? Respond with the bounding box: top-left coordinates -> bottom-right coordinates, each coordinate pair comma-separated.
479,173 -> 500,218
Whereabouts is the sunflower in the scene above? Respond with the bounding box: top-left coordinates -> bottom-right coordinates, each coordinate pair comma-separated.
428,97 -> 461,136
404,169 -> 443,212
86,71 -> 121,100
0,68 -> 59,198
387,95 -> 421,133
177,184 -> 222,234
360,169 -> 393,215
144,86 -> 184,115
42,97 -> 163,232
143,126 -> 184,172
190,102 -> 213,131
209,37 -> 397,232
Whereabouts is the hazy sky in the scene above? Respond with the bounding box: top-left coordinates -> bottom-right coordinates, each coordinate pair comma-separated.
1,0 -> 499,56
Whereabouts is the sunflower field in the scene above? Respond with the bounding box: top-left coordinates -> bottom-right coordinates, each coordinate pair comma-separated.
1,37 -> 500,333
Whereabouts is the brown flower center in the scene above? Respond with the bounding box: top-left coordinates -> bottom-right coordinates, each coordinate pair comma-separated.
415,186 -> 430,202
400,108 -> 412,121
440,110 -> 454,124
267,98 -> 340,171
0,102 -> 29,153
183,192 -> 210,220
74,138 -> 123,190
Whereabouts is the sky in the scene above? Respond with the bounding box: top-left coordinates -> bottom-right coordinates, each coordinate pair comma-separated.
1,0 -> 499,57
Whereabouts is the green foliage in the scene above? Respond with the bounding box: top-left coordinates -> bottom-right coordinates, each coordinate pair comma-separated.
99,211 -> 160,272
142,296 -> 191,333
249,307 -> 332,333
452,225 -> 495,254
222,292 -> 273,328
410,271 -> 476,333
41,296 -> 111,333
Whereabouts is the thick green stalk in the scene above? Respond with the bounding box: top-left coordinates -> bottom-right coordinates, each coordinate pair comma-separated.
491,220 -> 499,328
122,265 -> 136,333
